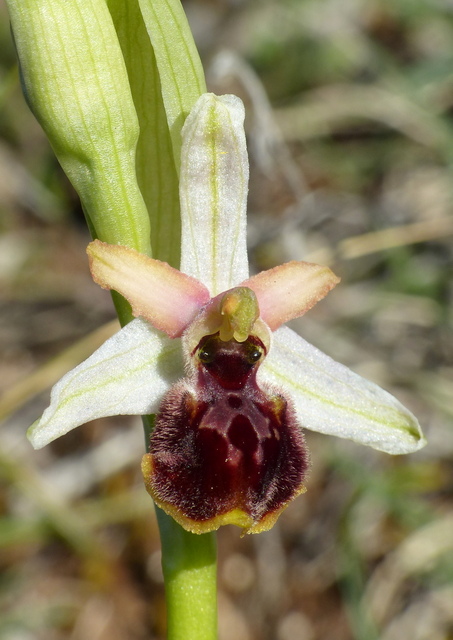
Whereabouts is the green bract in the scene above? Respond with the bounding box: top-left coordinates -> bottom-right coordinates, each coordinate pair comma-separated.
7,0 -> 205,267
8,0 -> 150,253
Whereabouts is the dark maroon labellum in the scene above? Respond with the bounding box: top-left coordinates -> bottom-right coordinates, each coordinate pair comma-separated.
142,333 -> 309,534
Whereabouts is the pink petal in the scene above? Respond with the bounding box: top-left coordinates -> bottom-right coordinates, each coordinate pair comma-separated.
87,241 -> 210,337
242,261 -> 340,330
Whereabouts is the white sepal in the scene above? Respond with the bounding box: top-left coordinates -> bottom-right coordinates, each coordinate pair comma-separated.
260,326 -> 426,455
27,319 -> 183,449
179,93 -> 249,294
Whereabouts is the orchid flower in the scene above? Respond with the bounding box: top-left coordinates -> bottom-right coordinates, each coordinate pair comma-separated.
28,94 -> 425,535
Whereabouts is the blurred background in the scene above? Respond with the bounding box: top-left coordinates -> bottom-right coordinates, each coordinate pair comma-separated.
1,0 -> 453,638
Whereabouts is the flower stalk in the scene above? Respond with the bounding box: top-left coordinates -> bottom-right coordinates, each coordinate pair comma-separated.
157,508 -> 217,640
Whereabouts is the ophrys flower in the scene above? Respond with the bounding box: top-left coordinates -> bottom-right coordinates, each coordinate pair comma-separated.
28,94 -> 425,534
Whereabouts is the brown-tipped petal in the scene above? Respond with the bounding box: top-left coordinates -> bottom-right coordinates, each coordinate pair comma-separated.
242,261 -> 340,330
87,240 -> 210,337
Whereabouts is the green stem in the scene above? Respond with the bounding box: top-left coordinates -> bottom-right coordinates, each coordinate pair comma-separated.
157,510 -> 217,640
143,417 -> 218,640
